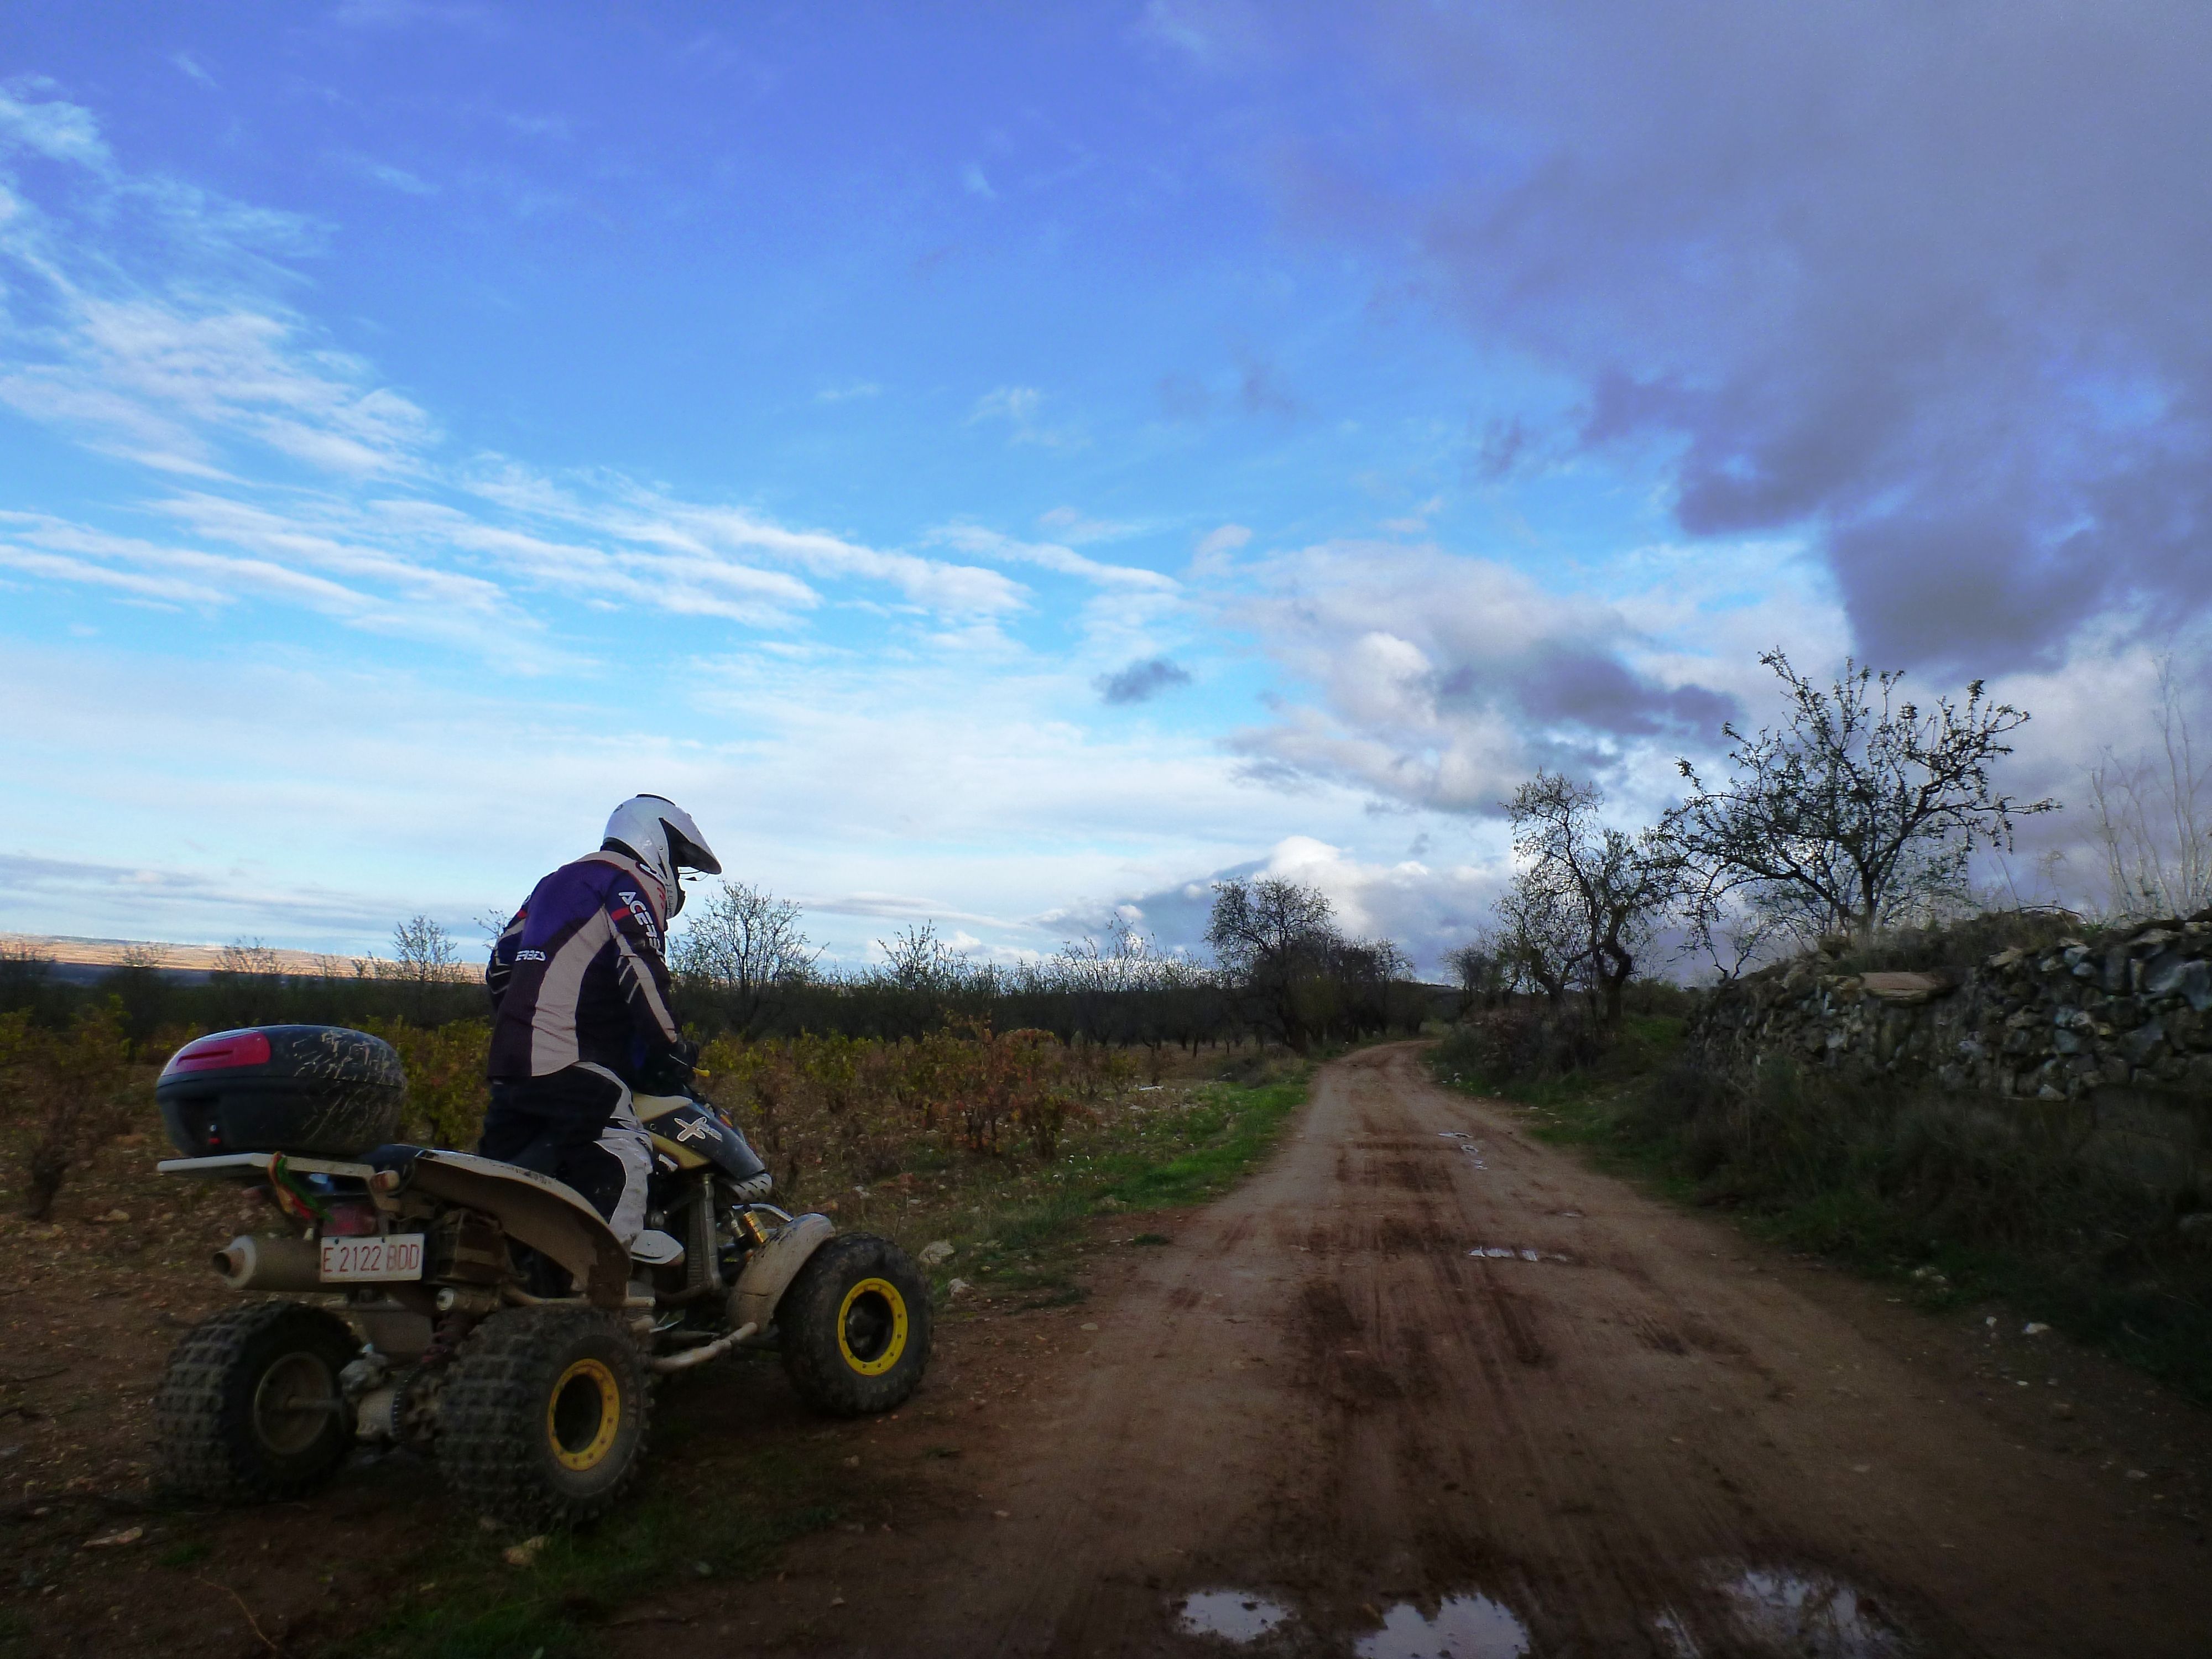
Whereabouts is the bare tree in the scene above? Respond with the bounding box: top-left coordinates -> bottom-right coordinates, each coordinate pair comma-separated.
1505,772 -> 1678,1026
1678,891 -> 1792,983
2086,657 -> 2212,920
1495,872 -> 1584,1011
1446,933 -> 1511,1015
390,915 -> 460,979
672,880 -> 818,1029
216,938 -> 281,978
1206,877 -> 1339,1052
1666,651 -> 2055,945
875,920 -> 967,993
384,915 -> 461,1022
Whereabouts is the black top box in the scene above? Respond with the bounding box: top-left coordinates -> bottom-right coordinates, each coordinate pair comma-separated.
157,1025 -> 408,1159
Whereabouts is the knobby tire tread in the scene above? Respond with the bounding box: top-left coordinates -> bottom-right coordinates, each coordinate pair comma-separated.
153,1300 -> 356,1503
437,1305 -> 650,1530
780,1233 -> 933,1417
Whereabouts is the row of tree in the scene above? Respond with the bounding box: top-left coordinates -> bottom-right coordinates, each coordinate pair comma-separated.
24,648 -> 2167,1052
670,880 -> 1432,1053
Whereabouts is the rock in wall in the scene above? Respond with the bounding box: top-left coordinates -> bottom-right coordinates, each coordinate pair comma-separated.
1689,914 -> 2212,1191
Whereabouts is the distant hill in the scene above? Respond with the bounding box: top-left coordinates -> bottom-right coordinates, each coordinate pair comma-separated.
0,933 -> 449,988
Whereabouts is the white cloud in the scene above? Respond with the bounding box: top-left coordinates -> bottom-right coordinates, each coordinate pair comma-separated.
341,154 -> 438,196
0,88 -> 111,170
1215,538 -> 1751,816
0,97 -> 1046,655
968,384 -> 1082,448
931,523 -> 1177,593
1190,521 -> 1251,577
961,163 -> 995,200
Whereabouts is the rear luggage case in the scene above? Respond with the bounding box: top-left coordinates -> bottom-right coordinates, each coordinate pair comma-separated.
157,1025 -> 408,1158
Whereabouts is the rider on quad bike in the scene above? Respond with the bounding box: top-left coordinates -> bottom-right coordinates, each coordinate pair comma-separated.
482,794 -> 720,1251
150,791 -> 931,1529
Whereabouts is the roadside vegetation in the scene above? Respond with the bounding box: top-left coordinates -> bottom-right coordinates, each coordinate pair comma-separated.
1434,651 -> 2212,1402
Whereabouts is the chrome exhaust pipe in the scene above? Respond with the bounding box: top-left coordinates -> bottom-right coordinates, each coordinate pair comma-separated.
212,1234 -> 321,1291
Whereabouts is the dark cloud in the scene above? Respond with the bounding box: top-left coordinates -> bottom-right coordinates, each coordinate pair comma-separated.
1224,543 -> 1740,817
1263,1 -> 2212,674
1436,649 -> 1732,743
1098,656 -> 1193,705
1235,350 -> 1302,419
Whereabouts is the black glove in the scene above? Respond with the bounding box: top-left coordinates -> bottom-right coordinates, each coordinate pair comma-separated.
639,1040 -> 698,1094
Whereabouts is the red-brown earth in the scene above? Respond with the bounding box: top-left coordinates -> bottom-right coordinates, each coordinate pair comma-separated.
6,1043 -> 2211,1656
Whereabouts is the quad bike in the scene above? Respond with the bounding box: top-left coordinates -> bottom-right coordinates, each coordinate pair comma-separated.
147,1025 -> 930,1526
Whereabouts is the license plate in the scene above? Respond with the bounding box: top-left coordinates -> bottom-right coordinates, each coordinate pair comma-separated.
319,1233 -> 425,1283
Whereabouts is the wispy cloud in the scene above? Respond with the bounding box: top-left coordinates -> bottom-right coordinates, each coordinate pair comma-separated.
335,152 -> 438,196
968,384 -> 1083,448
0,86 -> 111,169
0,90 -> 1041,659
931,523 -> 1176,593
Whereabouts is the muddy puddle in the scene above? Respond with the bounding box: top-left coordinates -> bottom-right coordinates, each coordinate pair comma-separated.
1354,1593 -> 1532,1658
1467,1245 -> 1573,1263
1176,1590 -> 1293,1643
1653,1563 -> 1912,1657
1437,1133 -> 1489,1168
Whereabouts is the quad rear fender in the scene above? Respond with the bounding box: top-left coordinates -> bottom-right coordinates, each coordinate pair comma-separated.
161,1147 -> 633,1308
397,1151 -> 633,1307
729,1213 -> 836,1333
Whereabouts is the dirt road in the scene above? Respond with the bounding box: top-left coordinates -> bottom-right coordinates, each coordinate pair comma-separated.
686,1042 -> 2212,1658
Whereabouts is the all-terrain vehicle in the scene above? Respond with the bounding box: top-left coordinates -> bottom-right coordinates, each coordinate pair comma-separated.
147,1025 -> 931,1526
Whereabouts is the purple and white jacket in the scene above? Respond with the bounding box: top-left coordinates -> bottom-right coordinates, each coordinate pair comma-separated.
486,850 -> 681,1082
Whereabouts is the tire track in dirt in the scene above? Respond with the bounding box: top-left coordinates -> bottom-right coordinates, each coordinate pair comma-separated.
653,1043 -> 2212,1657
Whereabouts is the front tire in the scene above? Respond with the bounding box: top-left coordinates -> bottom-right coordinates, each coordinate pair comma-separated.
437,1306 -> 650,1528
153,1301 -> 358,1503
780,1233 -> 932,1416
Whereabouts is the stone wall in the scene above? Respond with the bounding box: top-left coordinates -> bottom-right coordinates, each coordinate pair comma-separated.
1689,913 -> 2212,1190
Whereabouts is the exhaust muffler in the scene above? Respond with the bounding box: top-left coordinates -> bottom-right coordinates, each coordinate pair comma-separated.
213,1234 -> 321,1291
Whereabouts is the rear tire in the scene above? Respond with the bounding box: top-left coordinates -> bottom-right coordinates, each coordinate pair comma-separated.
153,1301 -> 358,1503
437,1306 -> 650,1528
780,1233 -> 932,1416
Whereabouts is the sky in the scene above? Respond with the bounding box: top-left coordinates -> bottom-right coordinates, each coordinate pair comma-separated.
4,2 -> 2209,973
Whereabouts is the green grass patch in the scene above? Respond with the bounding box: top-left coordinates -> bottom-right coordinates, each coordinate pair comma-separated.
334,1443 -> 840,1659
935,1071 -> 1310,1306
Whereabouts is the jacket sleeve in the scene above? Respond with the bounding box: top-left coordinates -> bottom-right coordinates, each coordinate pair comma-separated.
485,905 -> 528,1011
606,889 -> 681,1054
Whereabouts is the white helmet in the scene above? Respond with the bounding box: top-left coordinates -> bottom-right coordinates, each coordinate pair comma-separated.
602,795 -> 721,917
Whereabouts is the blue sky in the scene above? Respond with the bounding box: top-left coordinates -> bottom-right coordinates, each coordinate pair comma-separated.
4,3 -> 2207,970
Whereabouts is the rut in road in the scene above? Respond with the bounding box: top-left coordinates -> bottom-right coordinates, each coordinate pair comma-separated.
720,1044 -> 2212,1657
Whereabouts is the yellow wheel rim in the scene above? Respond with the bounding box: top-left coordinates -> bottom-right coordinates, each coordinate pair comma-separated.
836,1277 -> 909,1377
546,1358 -> 623,1472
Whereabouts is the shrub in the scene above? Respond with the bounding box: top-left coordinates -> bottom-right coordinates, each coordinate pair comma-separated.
0,1000 -> 134,1218
1433,1006 -> 1606,1092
